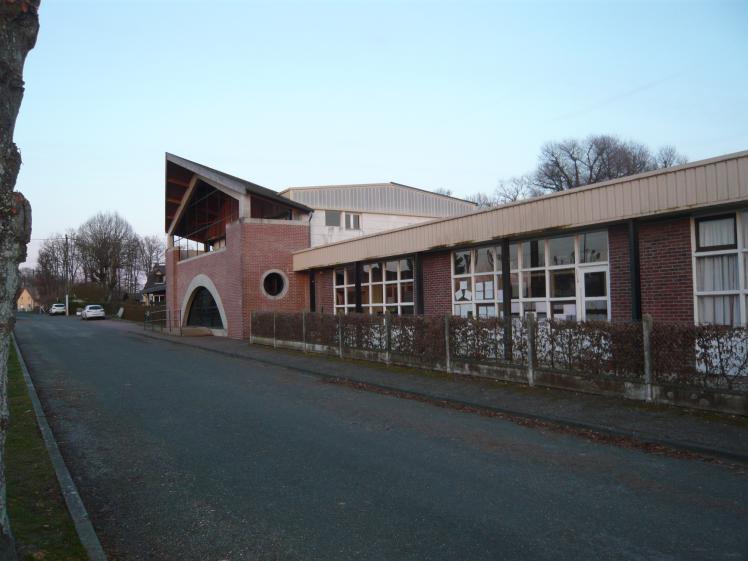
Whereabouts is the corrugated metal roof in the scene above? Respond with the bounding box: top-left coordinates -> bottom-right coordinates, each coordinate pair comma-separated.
293,150 -> 748,271
280,182 -> 477,217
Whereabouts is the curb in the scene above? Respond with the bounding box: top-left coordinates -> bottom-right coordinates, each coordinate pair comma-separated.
12,333 -> 109,561
136,330 -> 748,466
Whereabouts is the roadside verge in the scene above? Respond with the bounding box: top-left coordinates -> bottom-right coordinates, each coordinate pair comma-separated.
11,333 -> 108,561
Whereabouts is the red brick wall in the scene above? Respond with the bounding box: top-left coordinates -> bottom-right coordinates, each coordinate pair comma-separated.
422,251 -> 452,315
608,224 -> 632,322
241,221 -> 311,337
638,217 -> 694,323
172,221 -> 244,338
315,268 -> 335,314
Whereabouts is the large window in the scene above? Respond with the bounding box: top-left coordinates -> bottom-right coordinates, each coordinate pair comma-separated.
693,213 -> 745,325
334,258 -> 414,315
451,231 -> 609,320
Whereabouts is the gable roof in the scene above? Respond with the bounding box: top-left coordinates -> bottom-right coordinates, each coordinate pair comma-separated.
165,153 -> 313,231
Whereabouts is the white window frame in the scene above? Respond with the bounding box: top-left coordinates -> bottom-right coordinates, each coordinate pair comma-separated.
344,212 -> 361,230
333,266 -> 356,313
451,231 -> 610,321
334,258 -> 415,315
691,211 -> 745,326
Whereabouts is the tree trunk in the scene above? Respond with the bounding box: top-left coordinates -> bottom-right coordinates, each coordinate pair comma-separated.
0,2 -> 40,559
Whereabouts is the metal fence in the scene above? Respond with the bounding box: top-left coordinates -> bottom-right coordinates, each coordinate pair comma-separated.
249,311 -> 748,400
143,307 -> 182,335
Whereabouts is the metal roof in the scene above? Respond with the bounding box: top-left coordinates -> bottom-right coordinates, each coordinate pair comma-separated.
280,182 -> 477,217
293,150 -> 748,271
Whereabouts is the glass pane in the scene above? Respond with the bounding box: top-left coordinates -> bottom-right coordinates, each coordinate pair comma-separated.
474,275 -> 495,301
510,273 -> 520,299
385,284 -> 398,304
335,288 -> 345,306
551,300 -> 577,320
371,283 -> 384,305
454,250 -> 472,275
550,269 -> 576,298
370,262 -> 382,282
362,263 -> 372,283
698,216 -> 735,249
385,260 -> 398,281
524,301 -> 548,319
548,236 -> 575,266
580,231 -> 608,263
400,305 -> 414,315
475,247 -> 495,273
585,301 -> 608,321
360,284 -> 370,305
584,271 -> 607,298
523,270 -> 546,298
399,258 -> 413,280
335,269 -> 345,287
346,286 -> 356,306
370,305 -> 384,315
696,255 -> 738,291
400,282 -> 414,303
454,278 -> 472,301
455,304 -> 473,318
325,210 -> 341,227
345,264 -> 356,285
698,295 -> 739,326
477,304 -> 497,318
511,302 -> 521,317
522,240 -> 545,268
509,243 -> 519,270
385,305 -> 399,315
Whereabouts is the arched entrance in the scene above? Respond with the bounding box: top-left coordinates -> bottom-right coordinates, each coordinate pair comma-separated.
180,274 -> 229,336
186,287 -> 223,329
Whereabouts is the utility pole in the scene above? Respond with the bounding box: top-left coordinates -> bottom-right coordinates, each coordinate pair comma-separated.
64,234 -> 70,316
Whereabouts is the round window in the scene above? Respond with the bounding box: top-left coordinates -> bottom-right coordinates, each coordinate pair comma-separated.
262,271 -> 286,298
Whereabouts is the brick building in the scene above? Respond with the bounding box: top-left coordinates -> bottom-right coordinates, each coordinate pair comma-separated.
165,150 -> 748,338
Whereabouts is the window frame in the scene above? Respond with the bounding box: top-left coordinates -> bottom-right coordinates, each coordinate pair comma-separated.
695,214 -> 738,252
334,257 -> 415,315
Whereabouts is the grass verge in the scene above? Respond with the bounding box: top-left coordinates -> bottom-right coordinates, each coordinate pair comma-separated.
6,344 -> 88,561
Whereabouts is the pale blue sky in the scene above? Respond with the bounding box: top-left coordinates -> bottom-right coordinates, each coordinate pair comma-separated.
15,0 -> 748,265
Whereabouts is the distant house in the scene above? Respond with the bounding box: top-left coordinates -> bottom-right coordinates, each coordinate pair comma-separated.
142,264 -> 166,306
16,287 -> 39,312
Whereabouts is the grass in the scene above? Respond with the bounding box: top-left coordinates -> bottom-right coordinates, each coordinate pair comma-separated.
6,344 -> 89,561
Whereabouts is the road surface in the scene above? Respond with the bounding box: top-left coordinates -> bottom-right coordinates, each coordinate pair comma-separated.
13,314 -> 748,561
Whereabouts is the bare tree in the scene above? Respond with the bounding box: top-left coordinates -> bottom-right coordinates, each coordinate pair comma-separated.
76,212 -> 139,302
433,187 -> 454,197
495,175 -> 536,204
533,134 -> 687,193
139,235 -> 165,277
0,1 -> 39,557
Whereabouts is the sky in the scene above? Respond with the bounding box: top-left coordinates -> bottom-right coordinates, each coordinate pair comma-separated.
14,0 -> 748,267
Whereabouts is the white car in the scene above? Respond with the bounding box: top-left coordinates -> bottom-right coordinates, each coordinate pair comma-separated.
81,305 -> 106,320
48,303 -> 66,316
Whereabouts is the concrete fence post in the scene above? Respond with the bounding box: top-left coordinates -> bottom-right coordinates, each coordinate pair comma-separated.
302,311 -> 307,353
384,311 -> 392,365
273,312 -> 277,349
444,315 -> 451,373
642,313 -> 653,402
337,313 -> 343,358
249,311 -> 255,345
526,312 -> 536,387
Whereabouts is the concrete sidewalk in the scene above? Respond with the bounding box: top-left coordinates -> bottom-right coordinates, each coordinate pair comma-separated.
129,322 -> 748,463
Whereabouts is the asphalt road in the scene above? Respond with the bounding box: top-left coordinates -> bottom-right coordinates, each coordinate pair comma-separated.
14,313 -> 748,561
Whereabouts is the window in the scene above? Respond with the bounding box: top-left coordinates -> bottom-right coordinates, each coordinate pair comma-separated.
325,211 -> 341,227
334,257 -> 415,315
345,213 -> 361,230
261,271 -> 288,299
334,264 -> 356,313
693,213 -> 744,326
451,231 -> 610,321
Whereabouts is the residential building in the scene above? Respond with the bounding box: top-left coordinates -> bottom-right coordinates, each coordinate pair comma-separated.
16,286 -> 39,312
142,264 -> 166,306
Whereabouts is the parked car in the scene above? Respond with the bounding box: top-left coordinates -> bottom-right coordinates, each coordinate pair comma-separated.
81,304 -> 106,320
48,303 -> 66,316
